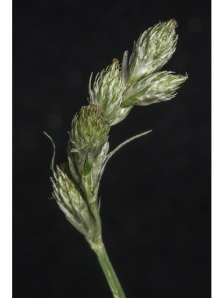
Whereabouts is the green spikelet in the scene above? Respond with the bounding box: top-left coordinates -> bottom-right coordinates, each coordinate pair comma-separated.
121,71 -> 188,108
69,105 -> 110,177
122,19 -> 178,84
51,163 -> 94,238
89,59 -> 125,125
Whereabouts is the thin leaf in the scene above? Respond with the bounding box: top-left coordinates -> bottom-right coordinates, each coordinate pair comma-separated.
100,130 -> 152,177
44,132 -> 56,170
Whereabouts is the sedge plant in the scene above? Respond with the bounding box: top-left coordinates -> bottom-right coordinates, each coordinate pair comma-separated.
45,19 -> 187,298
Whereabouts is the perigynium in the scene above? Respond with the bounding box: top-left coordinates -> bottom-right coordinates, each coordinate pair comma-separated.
45,19 -> 188,298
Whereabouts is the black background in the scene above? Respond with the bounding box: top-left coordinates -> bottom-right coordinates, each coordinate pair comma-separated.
13,0 -> 211,297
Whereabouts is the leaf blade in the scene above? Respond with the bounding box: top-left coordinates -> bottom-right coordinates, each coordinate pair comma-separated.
44,132 -> 56,170
100,130 -> 152,177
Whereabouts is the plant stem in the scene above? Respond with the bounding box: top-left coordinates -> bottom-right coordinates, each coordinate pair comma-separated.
94,245 -> 126,298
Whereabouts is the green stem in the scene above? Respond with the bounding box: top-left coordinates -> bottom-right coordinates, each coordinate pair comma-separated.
94,245 -> 126,298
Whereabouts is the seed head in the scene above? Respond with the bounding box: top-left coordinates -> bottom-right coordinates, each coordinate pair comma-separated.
89,59 -> 125,125
68,105 -> 110,177
122,19 -> 178,84
70,105 -> 110,151
121,71 -> 188,108
51,163 -> 94,237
